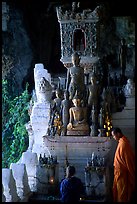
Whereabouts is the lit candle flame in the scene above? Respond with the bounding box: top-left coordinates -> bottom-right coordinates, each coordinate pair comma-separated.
49,177 -> 54,184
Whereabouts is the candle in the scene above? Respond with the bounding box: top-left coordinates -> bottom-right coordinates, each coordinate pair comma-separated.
49,177 -> 54,184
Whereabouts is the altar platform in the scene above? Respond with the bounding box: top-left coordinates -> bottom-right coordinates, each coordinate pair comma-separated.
42,136 -> 112,182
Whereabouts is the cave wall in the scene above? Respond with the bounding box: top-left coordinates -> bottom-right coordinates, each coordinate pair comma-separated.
2,1 -> 66,94
2,1 -> 135,93
2,2 -> 33,93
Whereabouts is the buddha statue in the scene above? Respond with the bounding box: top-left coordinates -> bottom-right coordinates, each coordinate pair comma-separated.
87,73 -> 101,111
67,94 -> 89,136
124,78 -> 135,97
61,90 -> 71,136
66,52 -> 85,100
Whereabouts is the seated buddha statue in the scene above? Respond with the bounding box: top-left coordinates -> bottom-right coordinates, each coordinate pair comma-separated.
67,95 -> 89,136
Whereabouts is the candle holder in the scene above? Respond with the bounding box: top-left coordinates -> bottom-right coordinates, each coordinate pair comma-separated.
98,128 -> 106,137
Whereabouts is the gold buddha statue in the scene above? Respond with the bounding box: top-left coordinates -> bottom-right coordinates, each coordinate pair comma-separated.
67,95 -> 89,136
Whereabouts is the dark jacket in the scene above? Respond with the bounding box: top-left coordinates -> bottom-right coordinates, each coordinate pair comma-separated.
60,176 -> 85,203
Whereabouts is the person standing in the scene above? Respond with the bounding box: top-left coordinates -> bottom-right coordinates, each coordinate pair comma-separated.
111,127 -> 135,202
60,165 -> 85,202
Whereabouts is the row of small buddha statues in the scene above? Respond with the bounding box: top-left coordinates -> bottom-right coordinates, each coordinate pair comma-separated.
36,51 -> 134,137
47,52 -> 116,137
39,154 -> 58,168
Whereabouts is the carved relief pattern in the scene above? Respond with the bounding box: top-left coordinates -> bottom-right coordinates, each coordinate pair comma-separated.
60,21 -> 97,58
56,6 -> 100,22
61,24 -> 72,57
61,22 -> 97,58
91,23 -> 97,55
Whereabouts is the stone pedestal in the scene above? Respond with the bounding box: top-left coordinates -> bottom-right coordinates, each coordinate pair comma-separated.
30,103 -> 51,147
36,164 -> 59,195
2,185 -> 6,202
85,167 -> 106,199
20,152 -> 38,192
2,168 -> 20,202
67,129 -> 89,136
10,163 -> 31,201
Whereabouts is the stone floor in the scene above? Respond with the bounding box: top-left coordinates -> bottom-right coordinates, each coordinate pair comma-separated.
28,193 -> 106,203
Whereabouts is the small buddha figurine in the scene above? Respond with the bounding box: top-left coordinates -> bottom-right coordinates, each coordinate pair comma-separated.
88,73 -> 101,113
99,107 -> 105,129
61,90 -> 71,136
124,78 -> 135,97
67,94 -> 89,136
48,88 -> 62,136
53,88 -> 62,114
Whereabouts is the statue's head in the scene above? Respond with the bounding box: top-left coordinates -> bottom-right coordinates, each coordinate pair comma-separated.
64,90 -> 69,99
127,79 -> 132,84
72,52 -> 81,66
72,92 -> 81,106
55,88 -> 62,98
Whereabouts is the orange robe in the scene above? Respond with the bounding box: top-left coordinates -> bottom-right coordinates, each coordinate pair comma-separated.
113,136 -> 135,202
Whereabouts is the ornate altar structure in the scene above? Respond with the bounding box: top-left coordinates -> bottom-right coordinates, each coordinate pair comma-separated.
56,2 -> 101,75
24,3 -> 120,201
84,152 -> 106,200
27,63 -> 114,200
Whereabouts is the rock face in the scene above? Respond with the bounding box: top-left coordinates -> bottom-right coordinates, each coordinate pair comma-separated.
2,3 -> 33,93
2,2 -> 135,93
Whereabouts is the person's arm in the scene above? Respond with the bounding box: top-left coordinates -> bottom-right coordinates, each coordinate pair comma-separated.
60,180 -> 64,195
60,179 -> 66,200
67,108 -> 73,129
69,108 -> 74,123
